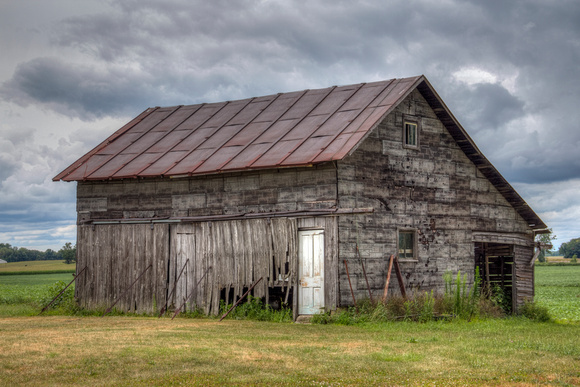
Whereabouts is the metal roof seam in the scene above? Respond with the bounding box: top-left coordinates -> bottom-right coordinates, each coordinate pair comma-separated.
88,106 -> 182,180
221,89 -> 311,171
107,108 -> 200,179
200,93 -> 290,174
328,78 -> 402,160
164,97 -> 260,176
278,83 -> 368,166
156,101 -> 233,176
126,104 -> 207,178
247,87 -> 338,169
53,108 -> 156,181
264,86 -> 354,166
216,91 -> 308,172
179,96 -> 264,175
308,81 -> 394,164
340,76 -> 424,159
80,108 -> 169,180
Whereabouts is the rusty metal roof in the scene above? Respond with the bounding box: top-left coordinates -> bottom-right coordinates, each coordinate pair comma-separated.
53,75 -> 547,230
54,76 -> 423,181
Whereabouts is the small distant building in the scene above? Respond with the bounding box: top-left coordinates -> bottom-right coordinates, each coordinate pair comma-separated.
0,259 -> 7,264
54,75 -> 548,317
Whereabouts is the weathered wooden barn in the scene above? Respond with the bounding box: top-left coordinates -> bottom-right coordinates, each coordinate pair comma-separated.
54,75 -> 548,317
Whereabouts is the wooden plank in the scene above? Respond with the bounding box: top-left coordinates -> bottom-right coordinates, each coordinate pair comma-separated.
324,216 -> 338,311
393,256 -> 406,298
155,223 -> 169,314
382,254 -> 394,302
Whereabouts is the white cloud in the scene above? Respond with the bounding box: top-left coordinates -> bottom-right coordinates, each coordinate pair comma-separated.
453,68 -> 498,85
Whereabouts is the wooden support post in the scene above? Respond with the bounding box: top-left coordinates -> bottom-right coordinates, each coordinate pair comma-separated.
172,266 -> 212,320
343,260 -> 357,308
500,255 -> 505,288
485,254 -> 491,293
393,256 -> 406,298
381,255 -> 394,303
159,259 -> 189,317
356,244 -> 374,303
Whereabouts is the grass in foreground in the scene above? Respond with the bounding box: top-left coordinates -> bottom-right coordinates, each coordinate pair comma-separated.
0,316 -> 578,386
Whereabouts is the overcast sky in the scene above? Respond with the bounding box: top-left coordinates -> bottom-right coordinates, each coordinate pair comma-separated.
1,0 -> 579,251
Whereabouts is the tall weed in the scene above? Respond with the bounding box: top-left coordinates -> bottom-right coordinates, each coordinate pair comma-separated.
312,269 -> 502,325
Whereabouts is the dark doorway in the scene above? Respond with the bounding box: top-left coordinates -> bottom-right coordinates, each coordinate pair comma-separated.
474,242 -> 514,313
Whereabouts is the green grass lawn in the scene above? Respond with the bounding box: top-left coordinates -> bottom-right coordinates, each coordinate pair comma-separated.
0,317 -> 578,386
0,262 -> 578,385
535,265 -> 580,322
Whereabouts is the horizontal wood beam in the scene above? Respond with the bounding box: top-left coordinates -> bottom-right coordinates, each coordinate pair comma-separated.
87,207 -> 375,225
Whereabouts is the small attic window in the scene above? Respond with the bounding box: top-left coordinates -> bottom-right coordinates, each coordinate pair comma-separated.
403,118 -> 420,149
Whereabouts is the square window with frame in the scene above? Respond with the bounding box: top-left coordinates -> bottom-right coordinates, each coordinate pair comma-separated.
403,118 -> 420,149
398,229 -> 417,260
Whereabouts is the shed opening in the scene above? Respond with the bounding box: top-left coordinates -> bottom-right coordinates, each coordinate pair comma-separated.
475,242 -> 514,313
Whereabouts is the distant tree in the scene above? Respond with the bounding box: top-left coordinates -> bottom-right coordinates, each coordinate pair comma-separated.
559,238 -> 580,259
44,249 -> 58,260
535,229 -> 556,263
0,243 -> 53,262
0,244 -> 16,262
572,254 -> 578,264
59,242 -> 77,264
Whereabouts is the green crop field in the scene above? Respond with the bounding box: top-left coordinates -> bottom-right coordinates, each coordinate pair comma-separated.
534,265 -> 580,322
0,260 -> 75,274
0,272 -> 74,316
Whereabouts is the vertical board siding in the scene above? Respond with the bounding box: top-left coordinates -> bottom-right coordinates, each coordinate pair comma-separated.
171,218 -> 299,315
514,245 -> 534,310
76,223 -> 170,313
76,217 -> 339,315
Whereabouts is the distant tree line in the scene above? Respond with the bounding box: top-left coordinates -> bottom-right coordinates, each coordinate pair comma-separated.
0,243 -> 77,264
559,238 -> 580,259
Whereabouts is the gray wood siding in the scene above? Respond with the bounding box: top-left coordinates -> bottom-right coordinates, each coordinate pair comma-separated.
76,223 -> 169,313
168,218 -> 298,315
336,89 -> 534,304
514,245 -> 534,309
76,164 -> 338,222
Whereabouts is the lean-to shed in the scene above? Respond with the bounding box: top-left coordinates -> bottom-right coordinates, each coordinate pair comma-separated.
54,75 -> 548,316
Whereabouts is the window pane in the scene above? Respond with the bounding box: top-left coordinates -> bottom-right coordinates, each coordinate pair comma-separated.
399,231 -> 414,259
405,123 -> 417,146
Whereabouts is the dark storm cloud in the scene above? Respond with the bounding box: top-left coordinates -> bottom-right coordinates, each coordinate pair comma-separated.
1,0 -> 580,185
1,57 -> 158,119
453,83 -> 526,131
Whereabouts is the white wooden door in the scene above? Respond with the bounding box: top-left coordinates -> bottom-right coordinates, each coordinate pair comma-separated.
298,230 -> 324,315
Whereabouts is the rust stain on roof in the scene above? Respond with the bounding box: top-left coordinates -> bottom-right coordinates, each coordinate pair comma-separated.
54,76 -> 422,181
